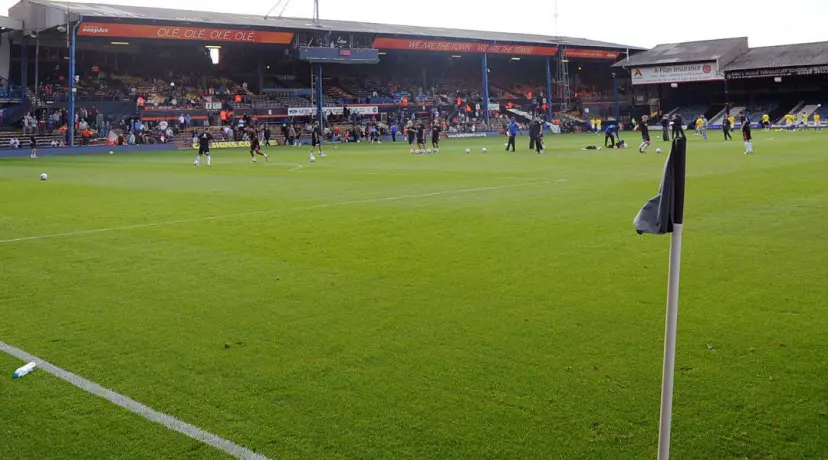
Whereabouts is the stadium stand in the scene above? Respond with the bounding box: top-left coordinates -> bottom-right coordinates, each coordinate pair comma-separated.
669,105 -> 709,124
616,37 -> 749,70
813,104 -> 828,121
710,106 -> 745,126
724,42 -> 828,77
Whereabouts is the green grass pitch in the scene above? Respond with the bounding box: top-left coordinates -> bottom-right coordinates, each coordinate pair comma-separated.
1,131 -> 827,459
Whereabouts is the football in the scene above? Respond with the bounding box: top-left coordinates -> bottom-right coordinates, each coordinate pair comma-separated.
465,148 -> 471,154
482,147 -> 487,153
656,148 -> 663,154
310,155 -> 316,163
40,173 -> 48,181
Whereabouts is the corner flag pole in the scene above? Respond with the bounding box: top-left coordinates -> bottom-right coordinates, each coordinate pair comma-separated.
657,138 -> 686,460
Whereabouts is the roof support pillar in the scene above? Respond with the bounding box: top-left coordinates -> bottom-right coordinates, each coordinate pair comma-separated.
481,53 -> 489,123
546,57 -> 554,121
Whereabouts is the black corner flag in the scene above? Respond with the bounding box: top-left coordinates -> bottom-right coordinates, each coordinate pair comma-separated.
634,136 -> 688,460
634,137 -> 687,235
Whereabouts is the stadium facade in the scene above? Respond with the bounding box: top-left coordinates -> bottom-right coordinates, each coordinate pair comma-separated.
0,0 -> 825,147
0,0 -> 643,145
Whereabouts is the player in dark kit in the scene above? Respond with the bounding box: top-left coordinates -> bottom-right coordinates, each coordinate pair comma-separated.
310,122 -> 325,159
633,115 -> 651,153
431,121 -> 441,150
263,124 -> 271,146
194,130 -> 213,166
723,117 -> 733,140
740,112 -> 754,154
248,127 -> 268,163
416,122 -> 426,152
29,135 -> 37,159
406,122 -> 416,153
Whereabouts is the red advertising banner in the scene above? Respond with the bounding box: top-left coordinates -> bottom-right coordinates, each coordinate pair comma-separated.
372,38 -> 559,56
563,48 -> 620,60
78,23 -> 293,44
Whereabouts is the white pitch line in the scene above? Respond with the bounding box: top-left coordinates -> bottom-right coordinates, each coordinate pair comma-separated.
0,180 -> 558,244
270,162 -> 303,172
0,340 -> 269,460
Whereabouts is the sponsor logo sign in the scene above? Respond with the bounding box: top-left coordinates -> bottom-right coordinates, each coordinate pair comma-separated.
287,106 -> 379,116
727,65 -> 828,79
372,38 -> 559,56
79,23 -> 293,44
564,49 -> 620,59
191,141 -> 251,149
631,62 -> 723,85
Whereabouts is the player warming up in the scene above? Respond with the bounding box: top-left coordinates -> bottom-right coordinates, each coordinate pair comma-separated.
416,122 -> 426,152
604,123 -> 619,148
310,122 -> 325,159
740,112 -> 754,154
633,115 -> 651,153
29,135 -> 37,159
248,127 -> 268,163
505,118 -> 518,151
406,121 -> 416,153
195,130 -> 212,166
431,120 -> 441,150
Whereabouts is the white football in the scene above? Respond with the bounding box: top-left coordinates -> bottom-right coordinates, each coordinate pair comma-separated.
482,147 -> 487,153
109,150 -> 114,155
310,155 -> 316,163
40,173 -> 48,181
656,148 -> 663,154
465,148 -> 471,154
505,143 -> 509,148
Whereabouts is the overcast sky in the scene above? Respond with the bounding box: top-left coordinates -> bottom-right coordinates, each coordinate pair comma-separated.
2,0 -> 827,49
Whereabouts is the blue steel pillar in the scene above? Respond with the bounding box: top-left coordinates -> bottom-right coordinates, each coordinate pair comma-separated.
545,57 -> 554,121
481,53 -> 489,123
68,19 -> 82,147
315,63 -> 323,125
20,36 -> 27,93
612,72 -> 620,120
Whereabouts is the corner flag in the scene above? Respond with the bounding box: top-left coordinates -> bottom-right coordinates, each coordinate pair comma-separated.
633,136 -> 687,460
634,137 -> 686,234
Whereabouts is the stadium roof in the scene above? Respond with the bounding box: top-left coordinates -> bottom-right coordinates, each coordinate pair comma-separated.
0,14 -> 23,30
724,41 -> 828,71
18,0 -> 641,50
614,37 -> 748,67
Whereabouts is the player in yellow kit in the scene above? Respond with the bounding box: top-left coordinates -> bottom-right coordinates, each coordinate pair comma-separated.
762,113 -> 770,131
814,112 -> 822,131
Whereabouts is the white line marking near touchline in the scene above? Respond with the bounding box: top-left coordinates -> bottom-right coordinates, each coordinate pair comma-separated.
0,180 -> 561,244
0,340 -> 269,460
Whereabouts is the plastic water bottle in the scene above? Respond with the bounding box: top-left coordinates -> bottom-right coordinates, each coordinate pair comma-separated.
13,362 -> 36,379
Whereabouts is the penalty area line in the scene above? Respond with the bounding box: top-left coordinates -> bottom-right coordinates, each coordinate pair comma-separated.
0,180 -> 558,244
0,340 -> 269,460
